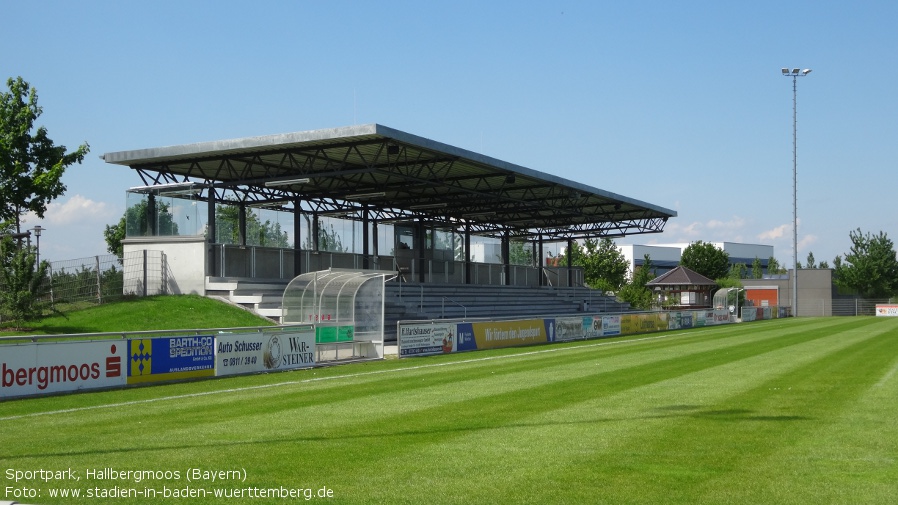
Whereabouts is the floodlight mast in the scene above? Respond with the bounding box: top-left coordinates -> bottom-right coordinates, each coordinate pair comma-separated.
782,66 -> 812,317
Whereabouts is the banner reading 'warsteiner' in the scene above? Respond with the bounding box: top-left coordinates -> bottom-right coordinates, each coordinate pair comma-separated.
216,329 -> 316,376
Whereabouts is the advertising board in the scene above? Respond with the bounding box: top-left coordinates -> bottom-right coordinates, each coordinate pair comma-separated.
876,304 -> 898,317
456,319 -> 551,351
216,328 -> 316,376
555,316 -> 587,341
398,323 -> 456,357
127,336 -> 215,384
1,341 -> 126,398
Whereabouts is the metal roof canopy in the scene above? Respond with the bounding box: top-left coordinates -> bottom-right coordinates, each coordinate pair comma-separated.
102,124 -> 676,242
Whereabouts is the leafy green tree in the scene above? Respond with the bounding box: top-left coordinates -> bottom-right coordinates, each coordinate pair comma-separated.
579,237 -> 630,292
557,238 -> 629,291
805,251 -> 817,269
767,256 -> 785,275
509,240 -> 535,266
680,241 -> 730,280
216,204 -> 289,247
104,199 -> 180,259
0,236 -> 51,328
300,217 -> 347,253
1,77 -> 89,232
752,257 -> 763,279
818,260 -> 829,269
617,254 -> 655,310
104,216 -> 127,258
728,263 -> 748,280
833,228 -> 898,298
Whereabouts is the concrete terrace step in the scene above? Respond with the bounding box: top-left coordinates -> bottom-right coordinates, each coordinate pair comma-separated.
206,277 -> 289,322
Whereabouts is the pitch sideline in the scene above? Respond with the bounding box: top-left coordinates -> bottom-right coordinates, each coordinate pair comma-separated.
0,328 -> 722,422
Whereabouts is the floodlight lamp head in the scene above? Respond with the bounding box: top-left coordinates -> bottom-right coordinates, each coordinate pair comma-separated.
802,69 -> 812,75
781,68 -> 789,74
791,68 -> 800,74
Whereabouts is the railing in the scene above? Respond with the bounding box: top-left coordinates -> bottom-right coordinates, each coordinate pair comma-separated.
211,243 -> 584,287
442,296 -> 467,319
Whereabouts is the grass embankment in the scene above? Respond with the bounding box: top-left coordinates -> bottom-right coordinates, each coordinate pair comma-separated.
0,295 -> 274,337
1,317 -> 896,504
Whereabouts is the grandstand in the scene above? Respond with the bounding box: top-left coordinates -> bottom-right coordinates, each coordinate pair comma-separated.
104,124 -> 674,333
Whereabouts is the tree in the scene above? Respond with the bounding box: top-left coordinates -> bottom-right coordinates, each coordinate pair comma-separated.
104,199 -> 180,259
216,204 -> 289,248
104,216 -> 127,258
805,251 -> 817,269
508,240 -> 535,266
574,237 -> 630,291
833,228 -> 898,298
728,262 -> 748,280
1,77 -> 89,232
751,257 -> 763,279
767,256 -> 785,275
617,254 -> 655,310
680,241 -> 730,280
0,236 -> 51,328
300,218 -> 347,252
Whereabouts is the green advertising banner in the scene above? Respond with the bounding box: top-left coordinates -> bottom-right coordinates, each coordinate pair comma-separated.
316,325 -> 355,343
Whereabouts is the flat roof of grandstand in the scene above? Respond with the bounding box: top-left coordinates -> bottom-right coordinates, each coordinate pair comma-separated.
102,124 -> 676,242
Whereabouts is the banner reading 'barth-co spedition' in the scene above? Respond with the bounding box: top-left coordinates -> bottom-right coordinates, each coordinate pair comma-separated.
127,336 -> 215,384
1,341 -> 126,398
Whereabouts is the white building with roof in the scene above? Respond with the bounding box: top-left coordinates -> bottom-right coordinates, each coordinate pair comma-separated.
618,242 -> 775,278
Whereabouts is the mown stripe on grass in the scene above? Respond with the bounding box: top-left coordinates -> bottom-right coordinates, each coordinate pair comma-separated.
2,318 -> 894,505
358,318 -> 894,504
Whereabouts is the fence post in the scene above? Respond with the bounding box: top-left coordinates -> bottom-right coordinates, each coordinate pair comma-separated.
48,264 -> 55,306
95,256 -> 102,304
142,249 -> 148,297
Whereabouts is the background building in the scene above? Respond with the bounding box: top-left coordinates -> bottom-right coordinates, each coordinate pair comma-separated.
619,242 -> 775,277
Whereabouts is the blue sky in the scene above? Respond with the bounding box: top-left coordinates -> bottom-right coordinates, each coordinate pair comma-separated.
4,0 -> 897,266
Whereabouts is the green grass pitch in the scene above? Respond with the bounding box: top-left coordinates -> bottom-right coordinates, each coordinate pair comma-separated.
1,316 -> 896,504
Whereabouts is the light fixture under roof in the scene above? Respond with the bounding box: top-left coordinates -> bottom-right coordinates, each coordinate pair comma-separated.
128,181 -> 205,196
265,178 -> 310,188
346,192 -> 386,199
409,202 -> 448,210
462,211 -> 497,218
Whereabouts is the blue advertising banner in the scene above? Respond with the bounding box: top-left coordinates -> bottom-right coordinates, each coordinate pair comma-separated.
128,336 -> 215,384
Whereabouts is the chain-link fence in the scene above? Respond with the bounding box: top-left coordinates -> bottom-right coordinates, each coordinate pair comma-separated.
44,250 -> 166,311
832,297 -> 892,316
45,254 -> 126,310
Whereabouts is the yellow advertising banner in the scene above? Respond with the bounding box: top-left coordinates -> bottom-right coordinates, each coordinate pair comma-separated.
620,313 -> 668,335
469,320 -> 548,350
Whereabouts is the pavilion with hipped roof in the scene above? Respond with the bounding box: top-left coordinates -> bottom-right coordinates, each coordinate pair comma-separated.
646,265 -> 718,310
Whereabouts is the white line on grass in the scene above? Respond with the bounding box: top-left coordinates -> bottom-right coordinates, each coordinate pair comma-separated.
874,361 -> 898,388
0,329 -> 714,422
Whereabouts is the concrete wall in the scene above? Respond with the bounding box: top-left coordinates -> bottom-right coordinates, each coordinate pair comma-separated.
742,268 -> 833,317
123,236 -> 207,295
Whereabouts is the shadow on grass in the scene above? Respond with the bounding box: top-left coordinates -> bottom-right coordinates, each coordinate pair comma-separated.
651,404 -> 812,422
3,406 -> 814,460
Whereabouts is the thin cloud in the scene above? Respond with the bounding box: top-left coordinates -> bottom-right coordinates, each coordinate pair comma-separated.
759,224 -> 789,241
28,195 -> 116,226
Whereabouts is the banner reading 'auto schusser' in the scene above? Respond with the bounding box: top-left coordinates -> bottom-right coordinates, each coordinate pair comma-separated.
216,328 -> 316,375
398,308 -> 742,357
